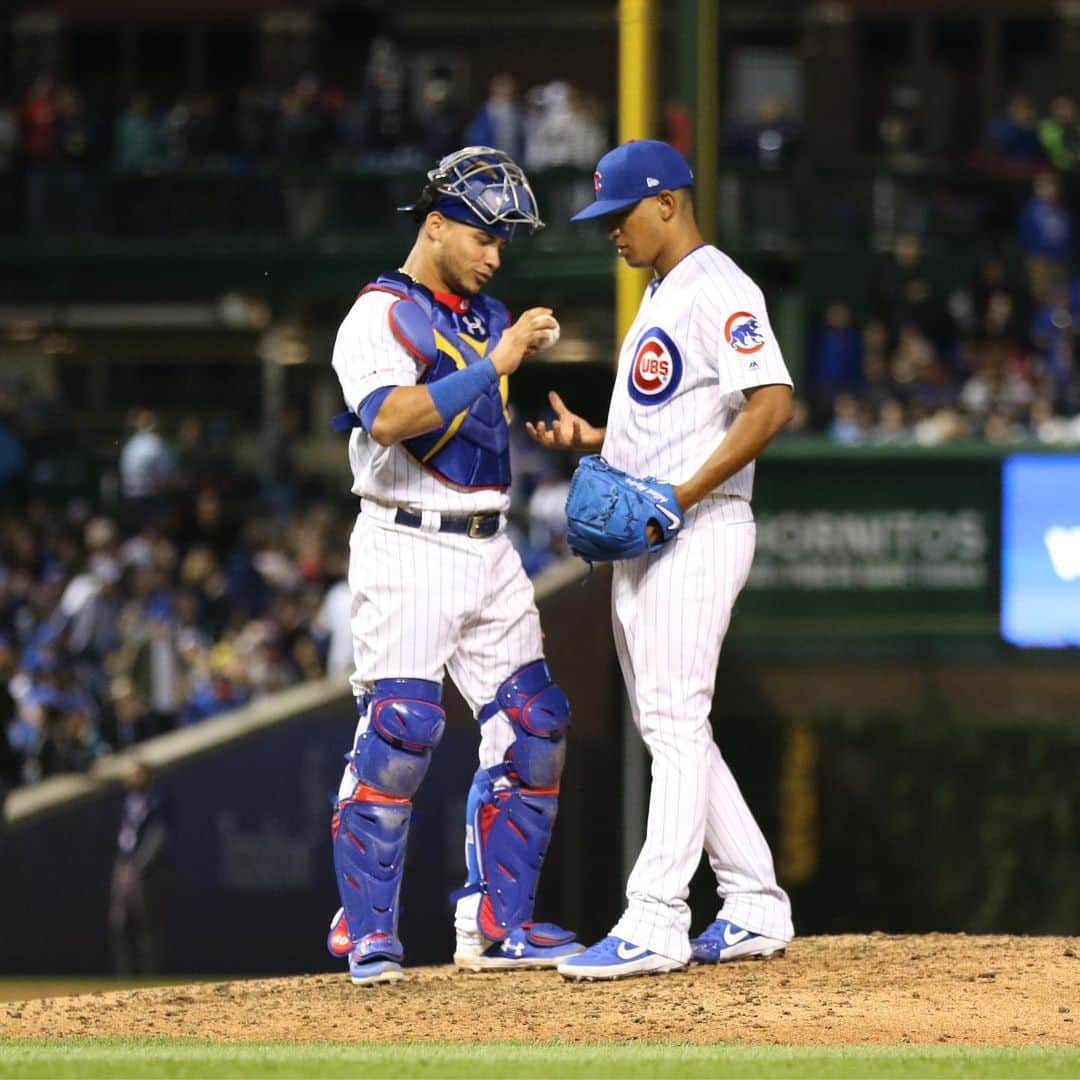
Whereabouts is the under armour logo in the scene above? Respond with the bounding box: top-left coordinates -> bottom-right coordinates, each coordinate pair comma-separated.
461,314 -> 485,336
501,940 -> 526,957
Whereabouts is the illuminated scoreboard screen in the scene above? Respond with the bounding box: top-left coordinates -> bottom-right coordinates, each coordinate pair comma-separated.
1001,454 -> 1080,648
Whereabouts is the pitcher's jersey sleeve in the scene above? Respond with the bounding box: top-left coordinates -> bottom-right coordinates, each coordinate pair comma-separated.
331,291 -> 422,411
694,269 -> 793,397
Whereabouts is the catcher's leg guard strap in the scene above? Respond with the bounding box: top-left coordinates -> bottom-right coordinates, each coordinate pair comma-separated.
463,766 -> 560,941
479,659 -> 569,788
349,678 -> 446,798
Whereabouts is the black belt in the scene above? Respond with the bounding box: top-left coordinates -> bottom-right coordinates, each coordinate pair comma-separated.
361,499 -> 500,540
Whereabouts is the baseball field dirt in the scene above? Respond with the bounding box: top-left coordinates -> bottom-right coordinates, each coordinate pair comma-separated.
1,935 -> 1076,1046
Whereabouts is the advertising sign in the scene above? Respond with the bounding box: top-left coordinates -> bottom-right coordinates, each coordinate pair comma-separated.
1001,454 -> 1080,647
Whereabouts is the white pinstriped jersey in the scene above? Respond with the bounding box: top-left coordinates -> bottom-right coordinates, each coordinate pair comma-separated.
331,290 -> 510,516
601,244 -> 793,501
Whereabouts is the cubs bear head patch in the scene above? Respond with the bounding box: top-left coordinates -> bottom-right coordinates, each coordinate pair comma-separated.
724,311 -> 765,355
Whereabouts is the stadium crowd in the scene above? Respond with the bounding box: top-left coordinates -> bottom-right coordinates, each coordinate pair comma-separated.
0,386 -> 572,799
810,172 -> 1080,445
0,48 -> 607,236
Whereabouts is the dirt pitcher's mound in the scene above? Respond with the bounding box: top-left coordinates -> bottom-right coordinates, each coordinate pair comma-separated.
2,935 -> 1077,1046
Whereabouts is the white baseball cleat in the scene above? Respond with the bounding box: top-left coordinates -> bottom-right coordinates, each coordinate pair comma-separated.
556,935 -> 686,981
454,923 -> 584,971
689,918 -> 788,963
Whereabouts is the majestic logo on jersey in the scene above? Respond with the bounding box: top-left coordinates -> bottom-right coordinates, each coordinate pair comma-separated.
628,327 -> 683,405
593,171 -> 603,193
724,311 -> 765,354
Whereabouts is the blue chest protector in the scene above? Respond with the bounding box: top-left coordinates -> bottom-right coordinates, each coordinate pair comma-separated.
345,271 -> 513,490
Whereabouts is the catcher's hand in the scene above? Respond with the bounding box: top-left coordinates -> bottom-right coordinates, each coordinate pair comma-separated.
564,455 -> 684,563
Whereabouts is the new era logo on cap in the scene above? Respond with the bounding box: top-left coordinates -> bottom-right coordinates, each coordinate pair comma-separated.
571,140 -> 694,221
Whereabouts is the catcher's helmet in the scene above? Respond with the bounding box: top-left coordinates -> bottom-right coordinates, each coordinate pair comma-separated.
400,146 -> 544,241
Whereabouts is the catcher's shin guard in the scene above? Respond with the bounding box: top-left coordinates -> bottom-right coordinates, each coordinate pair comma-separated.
329,679 -> 445,959
460,660 -> 570,941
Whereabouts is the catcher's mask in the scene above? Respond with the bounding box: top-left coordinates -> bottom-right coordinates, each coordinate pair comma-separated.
399,146 -> 544,242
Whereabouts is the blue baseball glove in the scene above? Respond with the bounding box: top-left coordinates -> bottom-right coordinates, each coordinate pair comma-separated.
564,455 -> 684,563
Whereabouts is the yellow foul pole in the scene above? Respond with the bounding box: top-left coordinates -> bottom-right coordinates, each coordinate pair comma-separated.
616,0 -> 658,344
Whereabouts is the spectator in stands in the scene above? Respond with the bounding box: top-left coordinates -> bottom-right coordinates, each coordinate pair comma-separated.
108,758 -> 171,974
523,468 -> 572,576
363,36 -> 409,156
1039,96 -> 1080,171
827,393 -> 865,444
525,81 -> 605,169
21,74 -> 59,231
1030,283 -> 1078,393
118,410 -> 176,522
727,96 -> 801,168
414,73 -> 463,161
810,301 -> 862,421
988,93 -> 1046,165
858,320 -> 900,407
277,77 -> 332,237
876,234 -> 950,350
38,691 -> 107,777
113,93 -> 158,174
868,399 -> 911,445
913,407 -> 970,445
313,550 -> 352,679
0,633 -> 19,809
466,73 -> 526,161
1019,172 -> 1072,303
54,86 -> 96,231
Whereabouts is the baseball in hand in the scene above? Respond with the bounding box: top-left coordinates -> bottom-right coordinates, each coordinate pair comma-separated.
533,319 -> 561,352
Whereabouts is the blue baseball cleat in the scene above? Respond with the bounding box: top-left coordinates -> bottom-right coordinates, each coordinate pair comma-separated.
454,922 -> 583,971
348,931 -> 405,986
556,935 -> 685,981
689,918 -> 788,964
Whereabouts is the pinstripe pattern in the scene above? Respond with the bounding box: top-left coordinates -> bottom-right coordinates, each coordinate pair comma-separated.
604,246 -> 794,963
331,289 -> 545,929
338,513 -> 543,794
604,245 -> 793,500
332,291 -> 509,515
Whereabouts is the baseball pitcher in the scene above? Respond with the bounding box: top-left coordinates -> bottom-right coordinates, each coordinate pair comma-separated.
528,140 -> 795,980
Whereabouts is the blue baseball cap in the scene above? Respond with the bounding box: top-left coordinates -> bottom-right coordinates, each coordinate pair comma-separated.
571,140 -> 694,222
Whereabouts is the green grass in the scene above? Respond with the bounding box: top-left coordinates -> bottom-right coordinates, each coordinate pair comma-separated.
1,1040 -> 1078,1079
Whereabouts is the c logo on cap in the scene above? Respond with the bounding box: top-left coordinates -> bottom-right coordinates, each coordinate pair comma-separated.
628,327 -> 682,405
593,171 -> 603,193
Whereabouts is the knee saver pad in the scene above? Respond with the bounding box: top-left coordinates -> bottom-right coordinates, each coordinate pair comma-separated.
485,660 -> 569,789
350,678 -> 446,798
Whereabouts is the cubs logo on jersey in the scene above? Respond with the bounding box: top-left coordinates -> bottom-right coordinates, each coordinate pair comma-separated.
627,326 -> 682,405
724,311 -> 765,355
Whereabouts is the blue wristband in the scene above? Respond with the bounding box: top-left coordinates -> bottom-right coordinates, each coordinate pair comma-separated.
427,359 -> 498,423
358,386 -> 395,431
